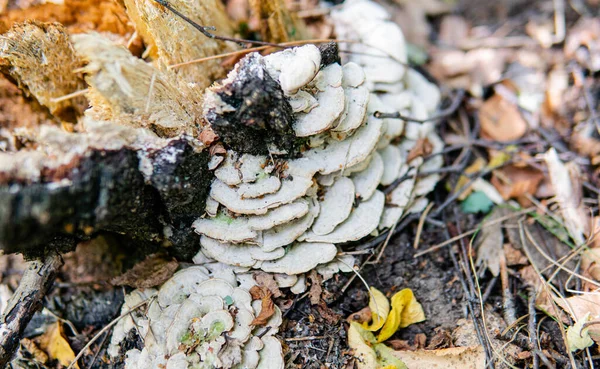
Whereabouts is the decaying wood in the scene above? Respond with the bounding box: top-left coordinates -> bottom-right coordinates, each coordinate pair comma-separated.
73,33 -> 201,137
249,0 -> 309,43
124,0 -> 237,91
0,21 -> 87,122
0,251 -> 63,367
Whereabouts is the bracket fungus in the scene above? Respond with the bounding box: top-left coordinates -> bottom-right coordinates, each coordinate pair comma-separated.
109,266 -> 284,369
0,0 -> 448,366
195,5 -> 445,287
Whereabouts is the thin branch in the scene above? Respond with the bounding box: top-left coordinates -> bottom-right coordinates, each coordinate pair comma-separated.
67,296 -> 155,369
152,0 -> 282,47
374,89 -> 465,122
0,252 -> 64,367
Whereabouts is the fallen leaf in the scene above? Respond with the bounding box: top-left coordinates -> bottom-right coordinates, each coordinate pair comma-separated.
544,148 -> 590,245
490,165 -> 544,204
111,253 -> 178,289
503,244 -> 527,266
307,270 -> 323,305
348,322 -> 379,369
555,293 -> 600,339
566,313 -> 594,352
362,287 -> 390,332
479,93 -> 527,142
454,158 -> 486,200
377,289 -> 426,342
475,207 -> 506,277
392,346 -> 485,369
581,248 -> 600,281
438,15 -> 469,46
199,127 -> 218,146
406,137 -> 433,163
249,285 -> 275,326
38,322 -> 79,368
253,271 -> 282,298
461,191 -> 493,214
348,322 -> 408,369
348,307 -> 372,324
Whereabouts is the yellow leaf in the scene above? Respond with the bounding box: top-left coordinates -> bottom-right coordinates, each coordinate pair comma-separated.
362,287 -> 390,331
349,322 -> 378,369
348,322 -> 408,369
377,289 -> 425,342
566,313 -> 594,352
454,158 -> 486,200
38,322 -> 79,369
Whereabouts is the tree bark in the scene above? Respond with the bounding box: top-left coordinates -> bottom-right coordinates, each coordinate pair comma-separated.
0,252 -> 63,367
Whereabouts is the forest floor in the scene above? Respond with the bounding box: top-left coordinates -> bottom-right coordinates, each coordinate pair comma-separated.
2,0 -> 600,368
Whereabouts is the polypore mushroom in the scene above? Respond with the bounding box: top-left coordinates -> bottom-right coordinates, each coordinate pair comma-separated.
109,266 -> 282,369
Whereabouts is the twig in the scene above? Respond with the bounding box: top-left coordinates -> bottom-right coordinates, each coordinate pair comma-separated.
413,202 -> 434,249
500,256 -> 517,328
0,252 -> 64,367
374,89 -> 465,122
67,296 -> 155,369
285,336 -> 327,342
415,207 -> 533,258
152,0 -> 282,47
528,289 -> 540,369
168,38 -> 340,68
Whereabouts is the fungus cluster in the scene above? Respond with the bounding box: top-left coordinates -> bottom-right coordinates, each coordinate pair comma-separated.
109,266 -> 284,369
194,0 -> 444,284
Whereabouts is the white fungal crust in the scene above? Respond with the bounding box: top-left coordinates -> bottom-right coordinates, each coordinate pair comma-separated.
311,177 -> 355,236
110,266 -> 284,369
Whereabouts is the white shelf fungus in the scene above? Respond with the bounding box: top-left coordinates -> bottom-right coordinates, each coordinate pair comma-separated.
196,0 -> 445,291
109,267 -> 283,369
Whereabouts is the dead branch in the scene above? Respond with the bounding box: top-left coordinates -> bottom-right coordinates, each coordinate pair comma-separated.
0,251 -> 63,367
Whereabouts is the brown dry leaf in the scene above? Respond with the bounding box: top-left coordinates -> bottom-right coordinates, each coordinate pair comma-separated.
555,294 -> 600,340
427,328 -> 452,350
581,248 -> 600,282
391,0 -> 452,47
438,15 -> 469,46
392,346 -> 485,369
474,207 -> 506,277
428,48 -> 507,97
544,148 -> 590,245
490,165 -> 544,204
479,93 -> 527,142
406,137 -> 433,163
544,66 -> 569,115
38,322 -> 79,368
564,17 -> 600,72
347,306 -> 372,324
307,270 -> 323,305
111,253 -> 178,289
254,271 -> 283,298
249,285 -> 275,326
503,244 -> 527,266
62,235 -> 122,284
199,127 -> 219,146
